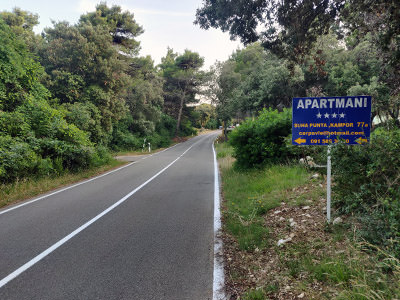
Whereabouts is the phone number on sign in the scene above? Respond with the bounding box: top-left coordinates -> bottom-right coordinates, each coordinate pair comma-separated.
310,139 -> 350,144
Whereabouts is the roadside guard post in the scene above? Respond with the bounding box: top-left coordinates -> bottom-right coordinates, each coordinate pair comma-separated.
292,96 -> 372,223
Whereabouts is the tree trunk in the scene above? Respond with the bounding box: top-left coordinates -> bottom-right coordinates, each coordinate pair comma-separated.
175,92 -> 186,136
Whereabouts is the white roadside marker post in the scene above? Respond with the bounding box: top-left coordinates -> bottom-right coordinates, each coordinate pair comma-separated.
326,145 -> 332,223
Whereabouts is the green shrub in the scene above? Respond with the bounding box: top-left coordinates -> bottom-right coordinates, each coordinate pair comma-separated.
0,136 -> 39,181
332,128 -> 400,255
148,132 -> 171,148
110,130 -> 142,151
0,111 -> 31,137
205,118 -> 218,129
229,108 -> 292,169
179,119 -> 197,136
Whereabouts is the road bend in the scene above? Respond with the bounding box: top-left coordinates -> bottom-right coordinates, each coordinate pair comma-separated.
0,131 -> 220,300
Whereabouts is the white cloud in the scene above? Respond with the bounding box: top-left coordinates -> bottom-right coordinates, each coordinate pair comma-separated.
77,0 -> 97,13
129,8 -> 192,17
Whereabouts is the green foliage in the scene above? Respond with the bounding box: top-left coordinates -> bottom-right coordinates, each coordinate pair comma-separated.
125,56 -> 164,137
217,142 -> 309,251
242,288 -> 266,300
332,128 -> 400,255
229,108 -> 292,169
0,135 -> 39,180
62,102 -> 105,144
160,48 -> 205,136
195,0 -> 342,64
0,18 -> 48,111
178,119 -> 197,137
79,2 -> 144,55
0,17 -> 112,183
0,7 -> 42,53
193,103 -> 216,128
0,111 -> 30,137
39,20 -> 129,136
327,62 -> 361,96
212,44 -> 304,126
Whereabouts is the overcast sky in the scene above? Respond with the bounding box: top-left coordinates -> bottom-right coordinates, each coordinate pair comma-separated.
1,0 -> 242,68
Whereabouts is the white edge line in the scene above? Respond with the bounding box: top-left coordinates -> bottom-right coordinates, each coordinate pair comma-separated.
0,144 -> 179,216
0,140 -> 198,289
212,142 -> 226,300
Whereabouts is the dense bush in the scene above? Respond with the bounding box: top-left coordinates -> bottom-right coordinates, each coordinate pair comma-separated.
178,119 -> 197,137
332,128 -> 400,255
205,118 -> 218,129
0,135 -> 111,182
229,108 -> 292,169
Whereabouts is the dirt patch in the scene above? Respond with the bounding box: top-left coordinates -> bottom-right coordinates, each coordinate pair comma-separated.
222,180 -> 351,299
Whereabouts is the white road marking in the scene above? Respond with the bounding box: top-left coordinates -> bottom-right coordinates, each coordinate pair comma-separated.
212,142 -> 226,300
0,140 -> 200,288
0,144 -> 178,216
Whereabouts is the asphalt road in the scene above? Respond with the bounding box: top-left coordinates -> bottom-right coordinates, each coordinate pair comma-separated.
0,132 -> 220,300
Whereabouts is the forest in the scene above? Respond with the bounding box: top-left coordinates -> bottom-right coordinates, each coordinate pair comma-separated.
0,3 -> 217,183
1,1 -> 400,239
1,0 -> 400,296
196,0 -> 400,268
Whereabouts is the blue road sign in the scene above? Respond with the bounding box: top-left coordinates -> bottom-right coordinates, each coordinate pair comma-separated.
292,96 -> 372,145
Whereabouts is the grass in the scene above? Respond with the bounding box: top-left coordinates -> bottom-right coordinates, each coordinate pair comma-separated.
216,142 -> 310,251
242,288 -> 267,300
0,159 -> 126,208
216,141 -> 400,299
276,224 -> 400,299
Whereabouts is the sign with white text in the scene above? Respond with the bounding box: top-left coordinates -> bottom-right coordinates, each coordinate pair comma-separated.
292,96 -> 372,145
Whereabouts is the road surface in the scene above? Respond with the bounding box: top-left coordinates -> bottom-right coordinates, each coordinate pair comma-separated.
0,132 -> 220,300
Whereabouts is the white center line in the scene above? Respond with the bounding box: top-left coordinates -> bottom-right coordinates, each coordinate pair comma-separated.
0,140 -> 200,288
0,144 -> 178,216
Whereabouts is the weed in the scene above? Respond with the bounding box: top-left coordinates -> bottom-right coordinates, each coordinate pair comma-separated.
216,143 -> 309,251
0,159 -> 125,208
242,288 -> 267,300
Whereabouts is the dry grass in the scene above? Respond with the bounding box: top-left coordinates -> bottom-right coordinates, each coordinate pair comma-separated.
217,142 -> 400,300
0,159 -> 126,208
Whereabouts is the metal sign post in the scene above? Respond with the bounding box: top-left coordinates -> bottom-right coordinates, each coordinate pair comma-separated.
292,96 -> 372,223
327,145 -> 332,223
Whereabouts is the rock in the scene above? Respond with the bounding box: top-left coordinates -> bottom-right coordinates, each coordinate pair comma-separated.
274,210 -> 282,215
279,217 -> 285,221
289,218 -> 294,222
298,292 -> 305,298
290,221 -> 297,228
311,173 -> 319,179
302,206 -> 310,210
277,239 -> 286,246
333,217 -> 343,225
277,236 -> 292,246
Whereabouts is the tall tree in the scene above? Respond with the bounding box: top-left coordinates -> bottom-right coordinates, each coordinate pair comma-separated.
0,18 -> 48,111
79,2 -> 143,55
160,49 -> 205,136
0,8 -> 42,53
39,20 -> 130,138
195,0 -> 344,64
125,56 -> 164,136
